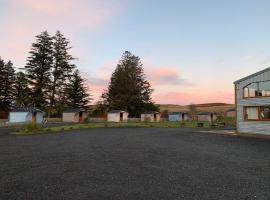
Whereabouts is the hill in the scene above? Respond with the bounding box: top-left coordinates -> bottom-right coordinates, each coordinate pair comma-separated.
89,103 -> 235,115
158,103 -> 235,115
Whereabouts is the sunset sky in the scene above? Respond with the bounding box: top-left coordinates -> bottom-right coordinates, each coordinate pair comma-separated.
1,0 -> 270,105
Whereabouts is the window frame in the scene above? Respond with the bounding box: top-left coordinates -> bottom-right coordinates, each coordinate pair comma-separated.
244,106 -> 270,121
243,80 -> 270,98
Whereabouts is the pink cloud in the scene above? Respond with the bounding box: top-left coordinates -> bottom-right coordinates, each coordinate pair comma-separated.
0,0 -> 125,66
152,91 -> 234,105
78,57 -> 235,104
13,0 -> 123,29
144,66 -> 192,86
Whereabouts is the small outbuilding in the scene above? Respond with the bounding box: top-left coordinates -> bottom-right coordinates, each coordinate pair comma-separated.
141,111 -> 161,122
168,112 -> 189,122
107,110 -> 129,122
226,109 -> 236,117
9,107 -> 44,123
197,112 -> 217,122
63,108 -> 88,123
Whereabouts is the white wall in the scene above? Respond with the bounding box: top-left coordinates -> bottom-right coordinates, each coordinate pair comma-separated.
36,112 -> 44,123
9,112 -> 29,123
108,113 -> 119,122
9,112 -> 44,123
63,113 -> 76,122
107,113 -> 128,122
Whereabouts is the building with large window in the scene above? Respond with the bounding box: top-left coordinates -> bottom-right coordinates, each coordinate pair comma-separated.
234,67 -> 270,134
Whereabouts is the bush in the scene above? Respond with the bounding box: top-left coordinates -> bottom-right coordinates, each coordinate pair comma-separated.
19,123 -> 42,133
84,117 -> 89,123
216,115 -> 236,127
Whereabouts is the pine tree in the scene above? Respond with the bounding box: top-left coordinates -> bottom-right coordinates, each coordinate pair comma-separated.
103,51 -> 158,117
48,31 -> 75,117
14,71 -> 30,107
0,57 -> 15,111
25,31 -> 53,110
65,69 -> 90,109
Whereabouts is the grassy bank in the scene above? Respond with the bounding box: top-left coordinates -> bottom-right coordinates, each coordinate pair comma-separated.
14,121 -> 214,135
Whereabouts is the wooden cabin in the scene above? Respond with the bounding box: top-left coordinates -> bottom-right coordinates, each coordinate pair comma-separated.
9,107 -> 44,123
63,108 -> 88,123
168,112 -> 189,122
197,112 -> 217,122
107,110 -> 129,122
141,111 -> 161,122
226,109 -> 236,117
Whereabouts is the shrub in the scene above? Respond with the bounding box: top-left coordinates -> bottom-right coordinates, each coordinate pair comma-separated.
180,122 -> 185,127
19,123 -> 42,133
84,117 -> 89,123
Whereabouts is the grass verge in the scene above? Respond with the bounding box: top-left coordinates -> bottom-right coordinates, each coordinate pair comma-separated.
14,121 -> 213,135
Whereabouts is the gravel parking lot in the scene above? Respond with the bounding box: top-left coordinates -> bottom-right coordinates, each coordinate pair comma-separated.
0,128 -> 269,200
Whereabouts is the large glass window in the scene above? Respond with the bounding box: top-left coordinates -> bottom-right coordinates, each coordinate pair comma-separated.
243,81 -> 270,98
259,82 -> 270,97
245,107 -> 258,120
244,106 -> 270,121
259,106 -> 270,120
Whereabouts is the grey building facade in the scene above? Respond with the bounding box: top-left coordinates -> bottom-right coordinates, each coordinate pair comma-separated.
234,67 -> 270,134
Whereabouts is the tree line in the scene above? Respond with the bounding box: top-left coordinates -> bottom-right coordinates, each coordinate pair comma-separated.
0,31 -> 158,118
0,31 -> 90,117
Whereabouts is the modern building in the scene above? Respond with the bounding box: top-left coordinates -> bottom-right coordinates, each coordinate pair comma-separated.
226,109 -> 236,117
107,110 -> 129,122
141,111 -> 161,122
168,112 -> 189,122
9,107 -> 44,123
63,108 -> 88,123
234,67 -> 270,134
197,112 -> 217,122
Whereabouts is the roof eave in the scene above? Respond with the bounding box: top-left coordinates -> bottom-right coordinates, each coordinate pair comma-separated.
234,67 -> 270,84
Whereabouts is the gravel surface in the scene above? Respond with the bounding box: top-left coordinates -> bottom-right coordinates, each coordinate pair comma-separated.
0,128 -> 269,200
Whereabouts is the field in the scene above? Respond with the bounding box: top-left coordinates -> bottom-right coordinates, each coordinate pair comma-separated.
88,103 -> 235,116
158,103 -> 235,115
1,128 -> 269,199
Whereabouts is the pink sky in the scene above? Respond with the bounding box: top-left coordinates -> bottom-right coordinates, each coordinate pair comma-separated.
2,0 -> 269,105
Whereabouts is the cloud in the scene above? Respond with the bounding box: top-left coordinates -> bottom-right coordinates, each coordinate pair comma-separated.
81,71 -> 109,103
144,66 -> 193,86
15,0 -> 123,29
82,58 -> 196,103
152,91 -> 234,105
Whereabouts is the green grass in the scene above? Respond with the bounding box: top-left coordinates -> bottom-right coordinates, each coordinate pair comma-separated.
14,121 -> 213,135
16,123 -> 43,134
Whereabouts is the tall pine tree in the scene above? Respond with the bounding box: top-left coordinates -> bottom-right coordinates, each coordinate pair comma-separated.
48,31 -> 75,117
25,31 -> 53,110
14,71 -> 30,107
103,51 -> 158,117
0,57 -> 15,112
65,69 -> 90,109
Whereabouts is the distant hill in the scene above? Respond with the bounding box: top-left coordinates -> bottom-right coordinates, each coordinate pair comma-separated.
158,103 -> 235,115
89,103 -> 235,115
